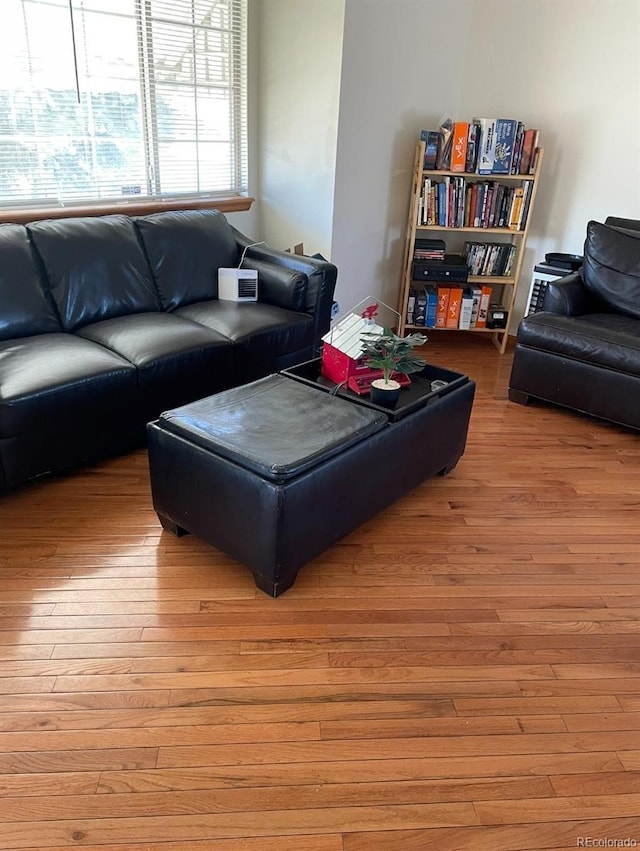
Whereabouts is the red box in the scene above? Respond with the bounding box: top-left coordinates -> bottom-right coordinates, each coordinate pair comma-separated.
321,343 -> 371,384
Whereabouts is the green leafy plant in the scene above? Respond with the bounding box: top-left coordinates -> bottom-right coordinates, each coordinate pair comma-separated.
360,327 -> 427,385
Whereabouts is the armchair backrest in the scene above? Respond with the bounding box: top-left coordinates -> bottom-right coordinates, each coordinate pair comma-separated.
583,220 -> 640,320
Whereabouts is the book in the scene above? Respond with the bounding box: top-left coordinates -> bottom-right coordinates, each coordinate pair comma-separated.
475,285 -> 492,328
465,121 -> 481,173
519,128 -> 538,174
458,291 -> 474,330
425,286 -> 438,328
450,122 -> 469,172
406,289 -> 417,325
528,135 -> 541,174
492,118 -> 517,174
436,118 -> 453,169
469,286 -> 483,327
420,130 -> 440,170
510,121 -> 525,174
435,287 -> 450,327
446,287 -> 463,328
475,118 -> 497,175
509,186 -> 525,229
413,291 -> 427,326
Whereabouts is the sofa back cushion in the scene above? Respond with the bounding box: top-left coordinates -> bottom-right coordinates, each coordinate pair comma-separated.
134,209 -> 238,310
0,224 -> 61,341
27,215 -> 160,331
583,220 -> 640,319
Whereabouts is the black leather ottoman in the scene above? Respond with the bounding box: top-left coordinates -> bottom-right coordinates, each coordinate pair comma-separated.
147,373 -> 475,596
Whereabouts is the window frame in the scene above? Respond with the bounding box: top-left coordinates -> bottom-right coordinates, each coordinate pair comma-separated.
0,0 -> 252,223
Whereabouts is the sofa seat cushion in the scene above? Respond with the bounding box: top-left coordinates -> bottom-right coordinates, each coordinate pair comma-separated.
0,225 -> 61,342
583,220 -> 640,319
518,312 -> 640,377
0,334 -> 137,438
175,300 -> 314,352
135,209 -> 238,310
76,312 -> 235,417
27,215 -> 161,331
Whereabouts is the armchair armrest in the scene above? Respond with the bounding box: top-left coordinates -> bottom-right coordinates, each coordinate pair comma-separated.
232,228 -> 337,351
542,272 -> 601,316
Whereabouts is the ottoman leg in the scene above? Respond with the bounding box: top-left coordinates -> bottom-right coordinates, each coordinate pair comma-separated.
252,569 -> 298,599
157,513 -> 189,537
508,388 -> 531,405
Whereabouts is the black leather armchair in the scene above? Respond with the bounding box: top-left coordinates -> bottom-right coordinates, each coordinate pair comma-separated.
508,218 -> 640,431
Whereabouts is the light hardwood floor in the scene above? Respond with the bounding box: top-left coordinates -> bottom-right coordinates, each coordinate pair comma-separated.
1,335 -> 639,851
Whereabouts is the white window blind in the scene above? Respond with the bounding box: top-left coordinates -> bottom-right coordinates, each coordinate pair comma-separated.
0,0 -> 248,210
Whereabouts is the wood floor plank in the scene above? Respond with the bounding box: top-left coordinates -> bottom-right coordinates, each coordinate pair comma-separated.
1,336 -> 639,850
342,818 -> 640,851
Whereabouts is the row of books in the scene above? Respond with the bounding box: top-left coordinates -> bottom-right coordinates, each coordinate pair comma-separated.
407,284 -> 497,330
421,119 -> 540,176
417,176 -> 534,231
462,241 -> 517,277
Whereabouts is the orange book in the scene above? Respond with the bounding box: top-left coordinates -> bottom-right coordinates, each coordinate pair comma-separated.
446,287 -> 463,328
436,287 -> 450,327
450,122 -> 469,172
475,285 -> 492,328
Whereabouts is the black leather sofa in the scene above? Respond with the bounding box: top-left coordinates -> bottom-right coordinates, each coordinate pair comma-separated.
0,209 -> 337,491
508,218 -> 640,430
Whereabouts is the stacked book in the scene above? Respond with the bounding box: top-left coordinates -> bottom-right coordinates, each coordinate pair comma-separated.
420,119 -> 540,176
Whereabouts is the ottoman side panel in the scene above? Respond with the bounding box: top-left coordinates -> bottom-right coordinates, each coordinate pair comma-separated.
276,380 -> 476,587
147,423 -> 281,582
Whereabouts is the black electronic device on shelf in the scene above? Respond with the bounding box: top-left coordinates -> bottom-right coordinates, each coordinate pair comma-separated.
544,252 -> 583,271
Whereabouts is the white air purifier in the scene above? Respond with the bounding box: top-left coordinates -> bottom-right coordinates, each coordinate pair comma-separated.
217,268 -> 258,302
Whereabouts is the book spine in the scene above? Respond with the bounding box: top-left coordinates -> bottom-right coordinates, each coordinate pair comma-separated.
509,186 -> 525,229
435,287 -> 450,327
425,286 -> 438,328
446,287 -> 463,328
510,121 -> 525,174
476,118 -> 497,175
458,292 -> 474,329
450,122 -> 469,172
413,292 -> 427,326
475,285 -> 492,328
469,286 -> 482,327
492,118 -> 517,174
519,128 -> 537,174
465,121 -> 480,173
406,289 -> 417,325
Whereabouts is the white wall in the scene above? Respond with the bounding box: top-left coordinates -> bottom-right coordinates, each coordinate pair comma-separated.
330,0 -> 640,327
330,0 -> 473,314
256,0 -> 345,257
458,0 -> 640,320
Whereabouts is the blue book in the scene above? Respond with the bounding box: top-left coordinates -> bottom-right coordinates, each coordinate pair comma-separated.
425,286 -> 438,328
492,118 -> 518,174
437,182 -> 447,227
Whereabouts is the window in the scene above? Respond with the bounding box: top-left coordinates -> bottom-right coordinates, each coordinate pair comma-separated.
0,0 -> 248,212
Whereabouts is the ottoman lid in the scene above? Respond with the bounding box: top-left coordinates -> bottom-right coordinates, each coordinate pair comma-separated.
158,374 -> 389,482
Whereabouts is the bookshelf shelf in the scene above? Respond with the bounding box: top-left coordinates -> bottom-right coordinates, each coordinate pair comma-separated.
398,136 -> 544,353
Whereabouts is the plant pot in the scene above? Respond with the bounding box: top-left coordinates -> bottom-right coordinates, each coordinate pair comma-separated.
370,378 -> 401,409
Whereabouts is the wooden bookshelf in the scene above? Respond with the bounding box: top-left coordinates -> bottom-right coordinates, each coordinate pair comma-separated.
397,138 -> 543,353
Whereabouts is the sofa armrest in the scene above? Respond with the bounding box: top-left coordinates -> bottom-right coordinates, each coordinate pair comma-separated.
243,257 -> 307,312
232,228 -> 337,351
542,272 -> 600,316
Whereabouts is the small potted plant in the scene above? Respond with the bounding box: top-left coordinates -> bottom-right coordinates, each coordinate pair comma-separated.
360,327 -> 427,407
